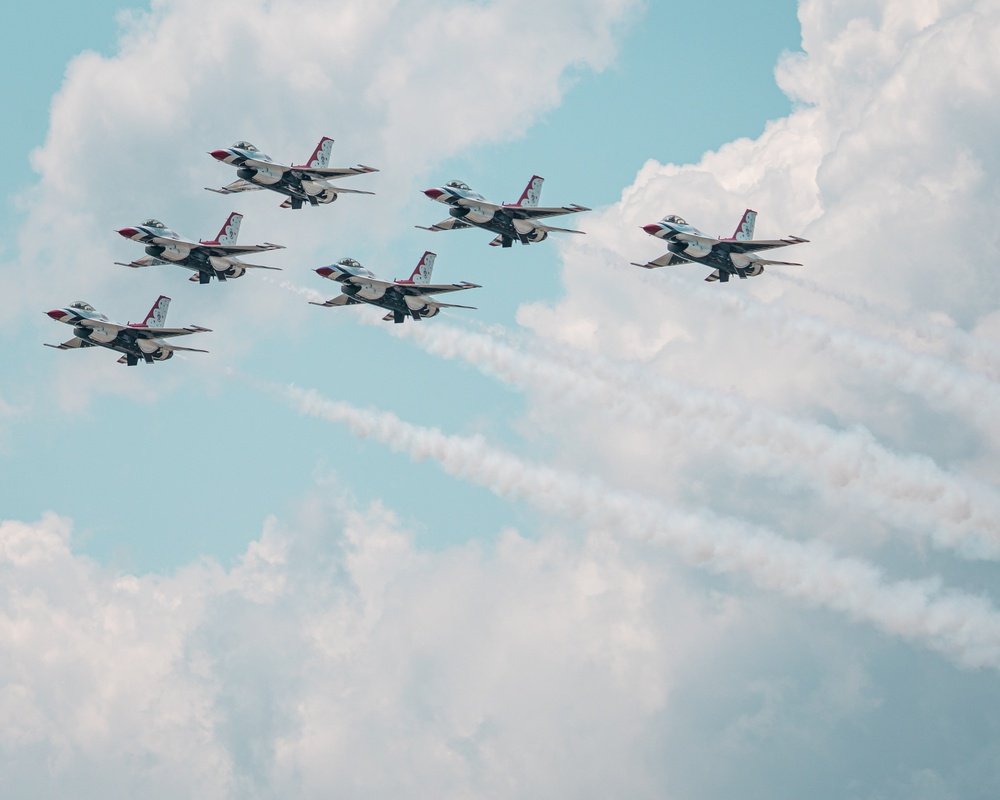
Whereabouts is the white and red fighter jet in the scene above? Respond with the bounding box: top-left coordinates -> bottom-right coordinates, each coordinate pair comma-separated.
116,213 -> 283,284
207,137 -> 378,209
632,209 -> 808,282
310,251 -> 480,324
44,296 -> 210,366
418,176 -> 590,248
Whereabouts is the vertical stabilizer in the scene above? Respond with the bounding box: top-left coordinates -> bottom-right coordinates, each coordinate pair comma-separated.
731,209 -> 757,241
403,252 -> 436,285
303,137 -> 335,168
208,212 -> 242,244
513,175 -> 544,207
135,296 -> 170,327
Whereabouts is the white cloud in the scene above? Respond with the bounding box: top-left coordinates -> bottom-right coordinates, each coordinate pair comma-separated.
0,506 -> 732,799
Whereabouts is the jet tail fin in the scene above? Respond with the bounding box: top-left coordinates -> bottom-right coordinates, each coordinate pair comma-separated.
298,136 -> 335,168
512,175 -> 544,207
131,295 -> 170,327
399,251 -> 436,285
731,209 -> 757,241
204,212 -> 242,245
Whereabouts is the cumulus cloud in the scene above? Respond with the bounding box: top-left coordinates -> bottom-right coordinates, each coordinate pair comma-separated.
0,507 -> 728,800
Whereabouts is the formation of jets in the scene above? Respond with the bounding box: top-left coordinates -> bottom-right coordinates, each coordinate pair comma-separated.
44,134 -> 809,364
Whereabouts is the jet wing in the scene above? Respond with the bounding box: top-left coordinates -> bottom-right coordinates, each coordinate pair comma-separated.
196,243 -> 285,256
158,343 -> 210,354
723,236 -> 809,253
44,337 -> 93,350
289,165 -> 379,181
530,221 -> 586,235
116,256 -> 167,268
631,252 -> 692,269
309,295 -> 363,308
393,281 -> 481,296
128,325 -> 212,339
415,218 -> 474,232
502,204 -> 591,220
205,178 -> 264,195
380,299 -> 477,321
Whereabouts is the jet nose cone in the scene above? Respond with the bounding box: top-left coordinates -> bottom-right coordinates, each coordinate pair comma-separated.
209,149 -> 231,162
46,309 -> 66,320
315,267 -> 335,278
641,223 -> 663,235
117,227 -> 139,239
423,188 -> 445,201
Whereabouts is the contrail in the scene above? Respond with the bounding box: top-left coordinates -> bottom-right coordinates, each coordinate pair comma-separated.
288,386 -> 1000,671
618,262 -> 1000,438
770,270 -> 1000,382
384,320 -> 1000,560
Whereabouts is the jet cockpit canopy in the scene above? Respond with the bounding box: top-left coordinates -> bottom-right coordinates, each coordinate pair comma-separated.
662,215 -> 687,226
141,219 -> 166,229
232,141 -> 258,152
69,301 -> 96,312
445,180 -> 470,191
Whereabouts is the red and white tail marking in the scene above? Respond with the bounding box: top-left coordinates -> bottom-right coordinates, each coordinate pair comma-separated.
209,212 -> 242,244
304,137 -> 335,168
514,175 -> 544,207
731,209 -> 757,241
135,295 -> 170,327
402,251 -> 436,285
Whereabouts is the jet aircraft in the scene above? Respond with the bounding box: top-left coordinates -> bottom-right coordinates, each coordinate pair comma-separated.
310,251 -> 480,323
44,296 -> 210,366
419,176 -> 589,247
632,209 -> 808,282
116,212 -> 283,284
207,137 -> 378,209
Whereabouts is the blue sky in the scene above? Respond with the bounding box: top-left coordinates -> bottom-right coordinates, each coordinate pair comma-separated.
0,0 -> 800,570
3,1 -> 1000,799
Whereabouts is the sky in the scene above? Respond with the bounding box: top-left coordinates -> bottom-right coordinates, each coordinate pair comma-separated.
2,0 -> 1000,798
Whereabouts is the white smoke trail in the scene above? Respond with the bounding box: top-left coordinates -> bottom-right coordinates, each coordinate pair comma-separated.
270,276 -> 1000,558
261,276 -> 327,304
287,385 -> 1000,671
383,320 -> 1000,560
770,269 -> 1000,382
622,263 -> 1000,436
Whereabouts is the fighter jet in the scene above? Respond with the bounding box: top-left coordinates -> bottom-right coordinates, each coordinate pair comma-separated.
44,296 -> 210,366
419,176 -> 590,248
115,213 -> 283,284
632,209 -> 808,282
207,137 -> 378,209
310,251 -> 480,323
